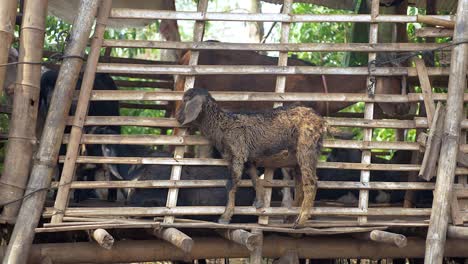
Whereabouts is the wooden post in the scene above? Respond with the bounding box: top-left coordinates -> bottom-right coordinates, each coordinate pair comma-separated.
249,229 -> 263,264
0,0 -> 17,95
424,1 -> 468,263
1,1 -> 100,263
50,0 -> 112,224
0,0 -> 47,223
354,230 -> 408,248
217,229 -> 262,251
91,229 -> 114,250
153,227 -> 194,253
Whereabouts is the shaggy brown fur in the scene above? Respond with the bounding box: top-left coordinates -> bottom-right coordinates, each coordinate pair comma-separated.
176,88 -> 326,226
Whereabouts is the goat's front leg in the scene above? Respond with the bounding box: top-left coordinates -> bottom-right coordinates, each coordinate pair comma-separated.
219,157 -> 244,224
247,162 -> 264,209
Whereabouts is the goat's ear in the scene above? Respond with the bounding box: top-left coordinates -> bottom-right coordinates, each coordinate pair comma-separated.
181,95 -> 204,125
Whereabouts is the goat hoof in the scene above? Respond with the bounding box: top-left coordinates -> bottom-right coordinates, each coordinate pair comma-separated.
253,198 -> 264,209
218,218 -> 231,225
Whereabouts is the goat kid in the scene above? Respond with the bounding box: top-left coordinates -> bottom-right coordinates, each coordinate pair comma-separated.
176,88 -> 327,226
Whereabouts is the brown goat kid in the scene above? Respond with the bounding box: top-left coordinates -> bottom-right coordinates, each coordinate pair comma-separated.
176,88 -> 326,226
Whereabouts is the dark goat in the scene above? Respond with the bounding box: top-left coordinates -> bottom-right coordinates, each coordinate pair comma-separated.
176,88 -> 326,226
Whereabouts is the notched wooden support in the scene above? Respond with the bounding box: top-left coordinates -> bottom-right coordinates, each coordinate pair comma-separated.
273,250 -> 299,264
153,227 -> 194,253
91,228 -> 114,250
353,230 -> 407,248
418,103 -> 446,181
217,229 -> 262,251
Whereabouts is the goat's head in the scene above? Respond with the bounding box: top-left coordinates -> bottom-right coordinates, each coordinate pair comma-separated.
176,88 -> 212,126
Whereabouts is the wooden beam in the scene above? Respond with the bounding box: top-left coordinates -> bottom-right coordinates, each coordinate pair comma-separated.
1,1 -> 100,262
447,226 -> 468,239
424,1 -> 468,263
354,230 -> 408,248
217,229 -> 262,251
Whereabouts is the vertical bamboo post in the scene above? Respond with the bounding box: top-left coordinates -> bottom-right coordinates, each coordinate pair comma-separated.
0,0 -> 17,95
0,0 -> 48,223
358,0 -> 379,224
2,1 -> 100,263
249,228 -> 263,264
272,0 -> 293,226
50,0 -> 112,224
424,1 -> 468,263
163,0 -> 208,226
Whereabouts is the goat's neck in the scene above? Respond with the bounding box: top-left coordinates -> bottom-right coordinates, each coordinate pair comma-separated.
197,101 -> 231,152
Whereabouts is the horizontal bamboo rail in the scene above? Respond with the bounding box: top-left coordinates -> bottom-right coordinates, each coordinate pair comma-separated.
102,40 -> 451,52
67,116 -> 468,130
110,9 -> 452,23
86,91 -> 466,103
96,64 -> 452,76
42,206 -> 432,218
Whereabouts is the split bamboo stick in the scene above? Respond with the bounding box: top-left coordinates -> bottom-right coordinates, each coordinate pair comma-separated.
424,1 -> 468,263
51,0 -> 112,224
0,0 -> 47,223
0,0 -> 17,95
1,1 -> 100,263
91,228 -> 114,250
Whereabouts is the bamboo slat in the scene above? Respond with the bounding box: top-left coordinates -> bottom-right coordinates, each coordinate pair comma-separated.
416,28 -> 454,38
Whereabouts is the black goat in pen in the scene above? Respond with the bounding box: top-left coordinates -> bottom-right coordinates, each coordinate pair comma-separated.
176,88 -> 327,226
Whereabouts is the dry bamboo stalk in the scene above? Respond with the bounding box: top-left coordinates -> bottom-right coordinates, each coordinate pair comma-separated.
96,63 -> 453,76
447,226 -> 468,239
153,227 -> 193,253
88,90 -> 465,102
3,237 -> 468,262
358,0 -> 379,225
0,0 -> 47,223
418,104 -> 446,181
249,228 -> 263,264
424,1 -> 468,263
417,15 -> 455,29
217,229 -> 261,251
1,1 -> 100,262
415,27 -> 454,38
51,0 -> 112,224
164,0 -> 208,225
354,230 -> 407,248
91,229 -> 114,250
415,58 -> 436,125
41,206 -> 432,218
273,250 -> 299,264
0,0 -> 17,95
109,9 -> 452,23
103,40 -> 450,52
36,222 -> 160,233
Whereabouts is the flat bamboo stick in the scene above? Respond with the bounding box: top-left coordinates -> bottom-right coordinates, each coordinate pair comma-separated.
91,228 -> 114,250
1,1 -> 100,262
153,227 -> 193,253
249,228 -> 263,264
417,15 -> 455,29
51,0 -> 112,224
0,0 -> 17,95
102,40 -> 451,52
163,0 -> 208,225
2,237 -> 468,262
354,230 -> 407,248
96,63 -> 453,76
217,229 -> 261,251
109,9 -> 452,23
415,28 -> 454,38
0,0 -> 48,223
447,225 -> 468,239
418,103 -> 445,181
415,58 -> 436,124
42,206 -> 432,218
424,1 -> 468,263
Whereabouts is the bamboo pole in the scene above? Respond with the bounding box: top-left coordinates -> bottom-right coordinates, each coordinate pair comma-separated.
417,15 -> 455,29
217,229 -> 262,251
424,1 -> 468,263
249,229 -> 263,264
153,227 -> 194,253
3,237 -> 468,262
91,228 -> 114,250
1,1 -> 100,263
51,0 -> 112,224
0,0 -> 17,95
0,0 -> 48,223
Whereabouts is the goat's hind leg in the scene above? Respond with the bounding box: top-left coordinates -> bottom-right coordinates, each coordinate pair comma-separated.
219,158 -> 244,224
